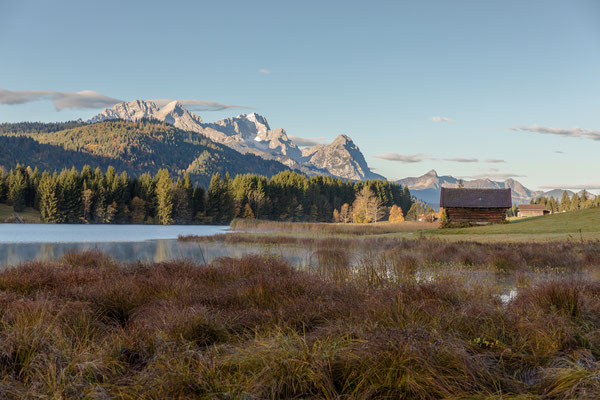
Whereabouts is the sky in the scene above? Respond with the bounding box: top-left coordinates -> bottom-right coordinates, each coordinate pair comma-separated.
1,0 -> 599,192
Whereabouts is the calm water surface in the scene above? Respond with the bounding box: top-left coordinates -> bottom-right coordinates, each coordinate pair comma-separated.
0,224 -> 314,268
0,224 -> 227,243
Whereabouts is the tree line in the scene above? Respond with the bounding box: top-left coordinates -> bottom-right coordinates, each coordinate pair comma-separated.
0,165 -> 414,224
506,190 -> 600,217
532,191 -> 600,212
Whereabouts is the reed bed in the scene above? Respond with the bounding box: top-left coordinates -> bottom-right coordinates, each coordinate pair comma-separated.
181,233 -> 600,274
229,218 -> 438,235
0,248 -> 599,398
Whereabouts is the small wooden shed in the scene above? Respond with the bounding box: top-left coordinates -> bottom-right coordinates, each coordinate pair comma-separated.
440,187 -> 512,225
518,204 -> 549,218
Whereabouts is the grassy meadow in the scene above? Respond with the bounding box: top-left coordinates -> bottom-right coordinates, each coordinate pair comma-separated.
0,204 -> 41,223
430,208 -> 600,242
227,208 -> 600,243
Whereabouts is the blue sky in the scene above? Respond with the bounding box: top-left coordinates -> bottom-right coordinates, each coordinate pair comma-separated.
1,0 -> 599,192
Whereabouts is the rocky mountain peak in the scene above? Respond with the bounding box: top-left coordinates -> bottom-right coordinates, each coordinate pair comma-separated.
87,100 -> 382,181
154,100 -> 203,126
88,99 -> 159,123
300,135 -> 384,181
332,134 -> 352,146
398,170 -> 548,207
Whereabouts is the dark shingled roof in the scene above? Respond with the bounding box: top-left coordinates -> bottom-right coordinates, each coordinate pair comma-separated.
518,204 -> 546,210
440,187 -> 512,208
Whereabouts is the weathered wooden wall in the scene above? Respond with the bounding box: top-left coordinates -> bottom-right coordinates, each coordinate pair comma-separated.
445,207 -> 507,224
518,210 -> 547,218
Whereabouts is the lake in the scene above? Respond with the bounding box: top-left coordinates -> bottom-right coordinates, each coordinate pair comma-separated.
0,224 -> 315,268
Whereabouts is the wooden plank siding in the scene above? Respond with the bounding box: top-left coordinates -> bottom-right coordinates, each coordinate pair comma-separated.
518,209 -> 548,218
444,207 -> 507,224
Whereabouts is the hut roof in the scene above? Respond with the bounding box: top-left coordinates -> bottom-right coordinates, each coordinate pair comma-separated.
518,204 -> 546,210
440,187 -> 512,208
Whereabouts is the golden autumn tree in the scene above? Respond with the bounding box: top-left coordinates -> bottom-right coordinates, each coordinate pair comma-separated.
352,186 -> 383,223
388,205 -> 404,223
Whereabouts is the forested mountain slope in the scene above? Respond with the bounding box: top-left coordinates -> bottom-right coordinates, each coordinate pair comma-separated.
0,120 -> 288,186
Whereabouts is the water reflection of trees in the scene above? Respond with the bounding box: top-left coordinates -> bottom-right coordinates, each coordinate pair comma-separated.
0,240 -> 315,270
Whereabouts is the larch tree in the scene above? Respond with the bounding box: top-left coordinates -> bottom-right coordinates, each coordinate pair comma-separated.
339,203 -> 351,223
388,205 -> 404,223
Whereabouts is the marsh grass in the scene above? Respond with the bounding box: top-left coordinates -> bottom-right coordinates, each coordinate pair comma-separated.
1,245 -> 600,398
182,233 -> 600,276
229,218 -> 438,235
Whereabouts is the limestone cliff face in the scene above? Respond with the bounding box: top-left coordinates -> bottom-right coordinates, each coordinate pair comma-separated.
301,135 -> 384,181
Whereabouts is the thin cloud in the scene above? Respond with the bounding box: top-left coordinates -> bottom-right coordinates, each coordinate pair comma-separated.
484,159 -> 506,163
462,173 -> 526,180
0,89 -> 251,112
375,153 -> 505,164
152,99 -> 251,111
288,135 -> 327,147
510,125 -> 600,141
258,68 -> 272,74
554,150 -> 565,154
374,153 -> 426,163
439,157 -> 478,163
432,116 -> 453,123
540,183 -> 600,190
0,88 -> 122,110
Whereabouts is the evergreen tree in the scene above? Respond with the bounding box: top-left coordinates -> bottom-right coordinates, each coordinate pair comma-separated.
8,167 -> 27,212
173,187 -> 192,223
560,191 -> 570,212
242,203 -> 255,219
155,169 -> 174,225
206,173 -> 223,223
38,173 -> 61,223
130,196 -> 146,224
192,186 -> 205,219
59,168 -> 83,223
570,193 -> 581,211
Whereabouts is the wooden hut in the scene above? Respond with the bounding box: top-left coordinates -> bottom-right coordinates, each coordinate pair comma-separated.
518,204 -> 549,218
440,187 -> 512,225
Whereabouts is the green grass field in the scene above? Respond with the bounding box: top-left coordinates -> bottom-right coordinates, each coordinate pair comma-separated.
0,203 -> 42,223
428,207 -> 600,242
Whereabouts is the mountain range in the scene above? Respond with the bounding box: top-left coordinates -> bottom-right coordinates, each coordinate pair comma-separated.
398,170 -> 592,207
88,100 -> 383,181
1,99 -> 587,200
0,119 -> 289,187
